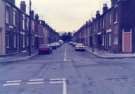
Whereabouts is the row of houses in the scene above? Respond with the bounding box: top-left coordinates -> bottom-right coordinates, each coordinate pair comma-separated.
0,0 -> 59,56
74,0 -> 135,53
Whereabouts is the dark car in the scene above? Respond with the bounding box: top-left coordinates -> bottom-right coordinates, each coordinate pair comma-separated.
38,44 -> 52,55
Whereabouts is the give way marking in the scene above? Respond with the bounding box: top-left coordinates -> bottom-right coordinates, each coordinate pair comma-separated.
3,78 -> 68,94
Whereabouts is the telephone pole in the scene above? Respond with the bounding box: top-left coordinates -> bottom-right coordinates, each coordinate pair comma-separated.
28,0 -> 32,56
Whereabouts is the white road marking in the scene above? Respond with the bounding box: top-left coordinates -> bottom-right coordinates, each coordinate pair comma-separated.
27,82 -> 45,85
50,78 -> 68,94
3,83 -> 21,87
64,47 -> 67,61
29,79 -> 44,82
6,80 -> 22,83
50,78 -> 63,81
62,78 -> 67,94
2,77 -> 68,94
49,81 -> 62,84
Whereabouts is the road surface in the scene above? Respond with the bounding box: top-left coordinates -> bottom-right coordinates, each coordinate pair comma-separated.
0,44 -> 135,94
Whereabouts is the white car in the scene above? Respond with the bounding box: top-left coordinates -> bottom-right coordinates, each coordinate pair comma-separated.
59,40 -> 64,45
49,42 -> 61,49
75,43 -> 86,51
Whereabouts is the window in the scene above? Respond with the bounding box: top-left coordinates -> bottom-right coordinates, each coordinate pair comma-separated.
109,33 -> 112,46
26,18 -> 29,30
113,36 -> 118,45
22,15 -> 25,30
13,11 -> 16,26
26,36 -> 29,47
23,35 -> 25,48
6,34 -> 10,48
13,34 -> 17,48
6,8 -> 9,24
102,35 -> 105,46
114,9 -> 118,24
116,13 -> 118,22
100,19 -> 102,28
109,14 -> 112,25
103,19 -> 105,28
32,21 -> 35,31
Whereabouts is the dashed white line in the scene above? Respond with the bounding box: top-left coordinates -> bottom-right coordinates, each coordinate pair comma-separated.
29,79 -> 44,82
64,47 -> 67,61
27,82 -> 45,85
6,80 -> 22,83
3,83 -> 21,87
2,78 -> 68,94
50,78 -> 63,81
49,81 -> 62,84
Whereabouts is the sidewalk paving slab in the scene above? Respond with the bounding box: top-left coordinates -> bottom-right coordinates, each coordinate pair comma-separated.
86,47 -> 135,59
0,52 -> 38,63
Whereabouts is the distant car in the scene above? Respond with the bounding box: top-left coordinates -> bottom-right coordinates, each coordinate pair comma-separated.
70,42 -> 77,47
38,44 -> 52,55
59,40 -> 64,45
49,43 -> 57,49
55,42 -> 61,47
49,42 -> 61,49
75,43 -> 86,51
69,41 -> 73,45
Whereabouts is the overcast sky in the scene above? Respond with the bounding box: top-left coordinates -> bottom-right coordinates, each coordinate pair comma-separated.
16,0 -> 111,32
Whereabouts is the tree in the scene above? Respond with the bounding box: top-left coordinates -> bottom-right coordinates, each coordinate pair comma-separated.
60,32 -> 73,42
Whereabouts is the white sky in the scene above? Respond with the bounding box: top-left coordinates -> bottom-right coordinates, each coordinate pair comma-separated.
16,0 -> 111,32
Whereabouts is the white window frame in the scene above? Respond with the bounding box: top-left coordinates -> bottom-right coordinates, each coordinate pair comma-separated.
114,10 -> 118,24
22,15 -> 25,30
6,8 -> 9,24
108,33 -> 112,46
13,11 -> 16,26
102,35 -> 105,46
109,13 -> 112,25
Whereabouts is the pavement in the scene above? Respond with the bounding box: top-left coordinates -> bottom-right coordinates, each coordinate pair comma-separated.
86,47 -> 135,59
0,44 -> 135,94
0,51 -> 38,63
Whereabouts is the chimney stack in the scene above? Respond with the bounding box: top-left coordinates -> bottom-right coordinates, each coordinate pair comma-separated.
111,0 -> 118,6
20,1 -> 26,13
6,0 -> 15,5
96,10 -> 100,19
103,4 -> 108,13
35,14 -> 39,20
30,10 -> 35,19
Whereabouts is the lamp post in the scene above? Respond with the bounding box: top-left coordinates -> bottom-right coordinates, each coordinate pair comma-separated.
28,0 -> 32,56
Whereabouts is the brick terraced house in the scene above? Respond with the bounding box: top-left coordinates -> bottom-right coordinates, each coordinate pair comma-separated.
0,0 -> 59,56
74,0 -> 135,53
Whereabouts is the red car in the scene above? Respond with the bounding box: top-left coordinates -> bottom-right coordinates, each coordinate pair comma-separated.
38,44 -> 52,55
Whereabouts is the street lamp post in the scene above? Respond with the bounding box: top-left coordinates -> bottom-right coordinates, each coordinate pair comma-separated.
28,0 -> 32,56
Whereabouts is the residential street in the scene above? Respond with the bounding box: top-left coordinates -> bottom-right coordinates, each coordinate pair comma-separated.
0,44 -> 135,94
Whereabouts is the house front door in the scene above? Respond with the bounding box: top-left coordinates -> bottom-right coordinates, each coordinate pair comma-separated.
122,29 -> 132,53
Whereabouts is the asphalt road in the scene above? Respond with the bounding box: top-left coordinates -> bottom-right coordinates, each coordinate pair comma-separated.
0,44 -> 135,94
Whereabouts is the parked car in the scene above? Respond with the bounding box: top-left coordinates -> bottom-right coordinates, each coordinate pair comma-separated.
75,43 -> 86,51
69,41 -> 73,45
69,42 -> 77,47
38,44 -> 52,55
59,40 -> 64,45
55,42 -> 61,47
49,43 -> 57,49
49,42 -> 61,49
